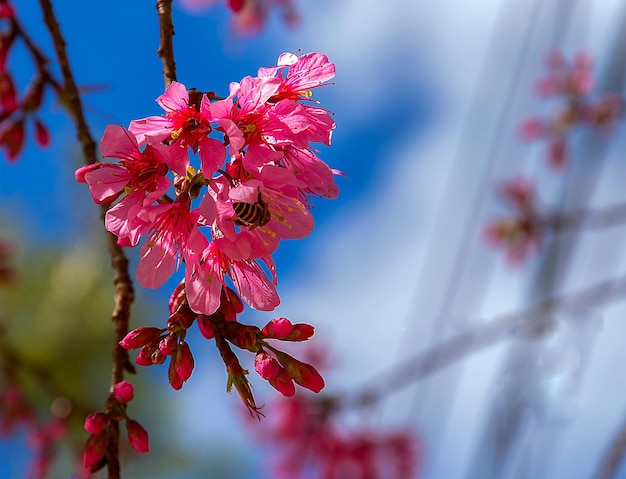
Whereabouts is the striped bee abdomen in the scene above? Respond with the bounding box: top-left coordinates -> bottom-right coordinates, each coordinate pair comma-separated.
233,197 -> 271,229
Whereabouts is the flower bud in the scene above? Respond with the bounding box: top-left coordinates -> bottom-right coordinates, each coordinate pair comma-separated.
175,341 -> 194,382
33,119 -> 50,147
159,334 -> 177,356
83,433 -> 106,468
262,317 -> 315,341
84,412 -> 108,435
113,381 -> 134,403
254,352 -> 279,380
168,358 -> 184,390
120,327 -> 162,349
126,419 -> 150,453
277,351 -> 325,393
269,368 -> 296,397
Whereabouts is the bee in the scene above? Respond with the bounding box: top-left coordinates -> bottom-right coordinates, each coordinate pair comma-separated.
232,190 -> 271,229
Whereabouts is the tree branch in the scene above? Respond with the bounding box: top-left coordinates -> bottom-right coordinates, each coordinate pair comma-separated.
338,273 -> 626,409
544,201 -> 626,232
156,0 -> 177,87
38,1 -> 134,478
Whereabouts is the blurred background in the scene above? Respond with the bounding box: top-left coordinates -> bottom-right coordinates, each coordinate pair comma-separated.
2,0 -> 626,478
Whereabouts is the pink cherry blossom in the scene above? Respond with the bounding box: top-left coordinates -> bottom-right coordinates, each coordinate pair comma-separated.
185,241 -> 279,315
135,195 -> 209,290
129,83 -> 227,178
259,51 -> 336,101
76,125 -> 184,204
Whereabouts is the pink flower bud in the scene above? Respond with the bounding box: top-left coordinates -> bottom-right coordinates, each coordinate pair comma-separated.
0,119 -> 25,161
168,359 -> 184,390
197,314 -> 215,340
83,433 -> 106,468
548,139 -> 567,170
84,412 -> 108,435
168,280 -> 186,314
262,318 -> 315,341
228,0 -> 245,13
126,419 -> 150,453
135,345 -> 156,366
34,119 -> 50,147
119,327 -> 162,349
269,368 -> 296,397
175,341 -> 194,382
0,73 -> 17,113
159,334 -> 177,356
0,4 -> 14,19
519,118 -> 545,140
113,381 -> 134,403
277,352 -> 325,393
255,352 -> 280,380
262,318 -> 294,339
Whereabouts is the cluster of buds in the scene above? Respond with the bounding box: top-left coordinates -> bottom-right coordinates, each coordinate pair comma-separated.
78,51 -> 335,411
121,284 -> 324,416
484,177 -> 542,264
519,50 -> 622,169
178,0 -> 299,34
83,381 -> 149,472
253,394 -> 420,479
0,0 -> 55,161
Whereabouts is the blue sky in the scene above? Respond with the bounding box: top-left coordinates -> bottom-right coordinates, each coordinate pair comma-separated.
3,0 -> 626,478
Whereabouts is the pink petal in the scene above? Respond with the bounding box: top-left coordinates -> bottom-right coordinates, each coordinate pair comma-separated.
157,81 -> 189,112
136,242 -> 176,289
100,125 -> 140,161
199,136 -> 226,176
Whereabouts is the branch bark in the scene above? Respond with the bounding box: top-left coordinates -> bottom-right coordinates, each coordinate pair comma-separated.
38,1 -> 134,478
156,0 -> 177,87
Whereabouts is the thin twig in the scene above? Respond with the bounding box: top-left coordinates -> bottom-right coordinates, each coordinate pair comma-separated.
338,273 -> 626,409
156,0 -> 177,87
38,1 -> 134,478
545,201 -> 626,231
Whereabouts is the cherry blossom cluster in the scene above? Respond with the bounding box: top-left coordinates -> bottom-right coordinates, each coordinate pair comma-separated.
0,0 -> 54,161
77,51 -> 335,412
253,393 -> 421,479
83,381 -> 149,472
484,177 -> 542,265
519,50 -> 622,169
178,0 -> 299,34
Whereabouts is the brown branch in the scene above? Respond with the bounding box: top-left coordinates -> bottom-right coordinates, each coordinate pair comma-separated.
337,273 -> 626,410
156,0 -> 177,87
594,412 -> 626,479
38,1 -> 134,478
